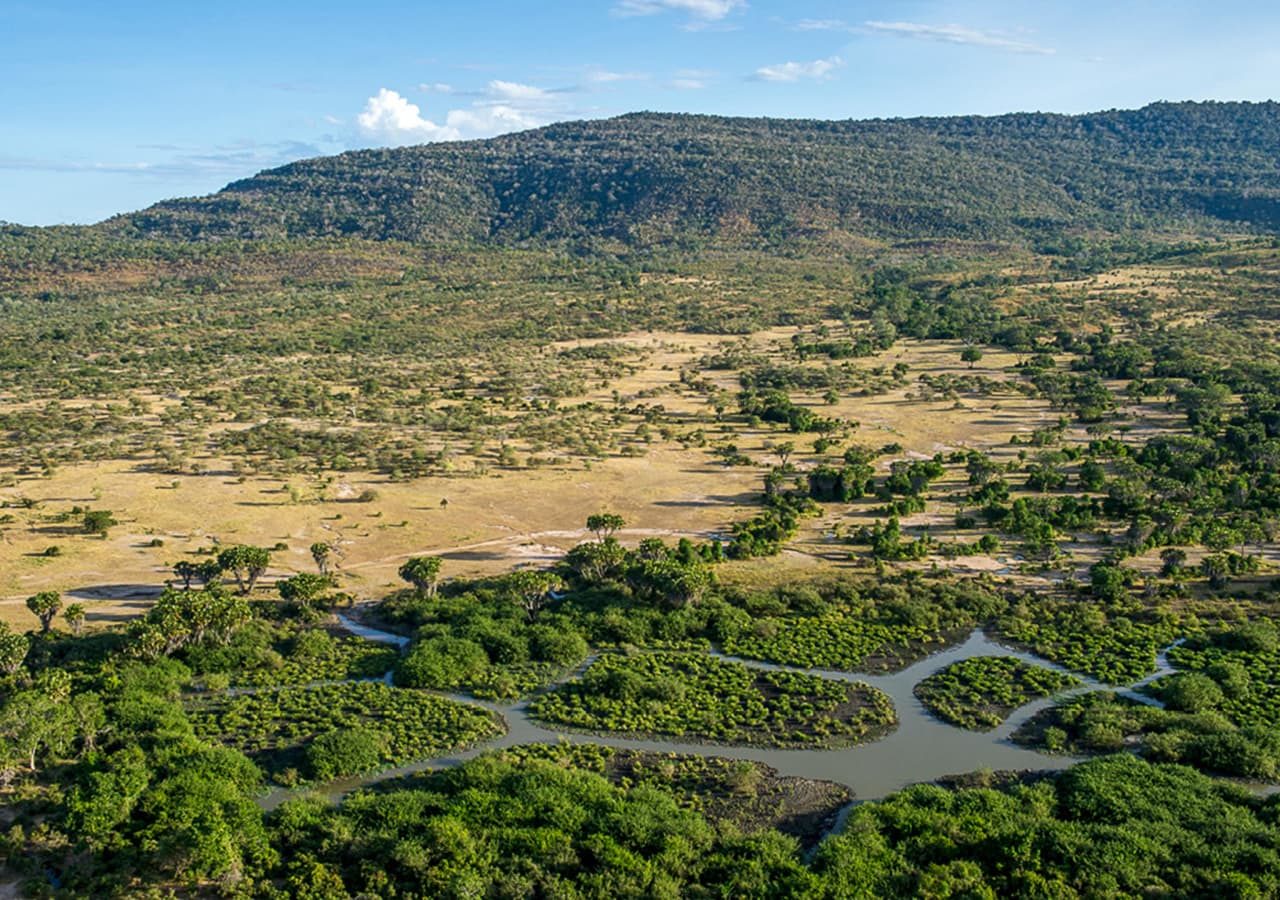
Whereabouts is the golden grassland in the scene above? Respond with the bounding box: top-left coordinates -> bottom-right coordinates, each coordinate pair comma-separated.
7,248 -> 1274,630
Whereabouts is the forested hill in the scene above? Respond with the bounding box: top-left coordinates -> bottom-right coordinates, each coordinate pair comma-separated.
107,101 -> 1280,247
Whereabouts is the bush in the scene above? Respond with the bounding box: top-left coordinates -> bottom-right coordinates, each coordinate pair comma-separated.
530,627 -> 589,667
1160,673 -> 1225,713
396,636 -> 490,689
305,727 -> 388,780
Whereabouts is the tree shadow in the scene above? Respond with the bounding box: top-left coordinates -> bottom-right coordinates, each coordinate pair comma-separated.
68,584 -> 164,601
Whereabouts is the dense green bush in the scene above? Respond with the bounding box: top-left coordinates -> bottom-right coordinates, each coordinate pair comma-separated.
915,656 -> 1080,730
530,651 -> 896,747
305,726 -> 388,780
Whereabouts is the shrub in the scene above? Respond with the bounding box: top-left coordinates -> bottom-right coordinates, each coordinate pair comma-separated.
396,636 -> 490,689
305,727 -> 388,780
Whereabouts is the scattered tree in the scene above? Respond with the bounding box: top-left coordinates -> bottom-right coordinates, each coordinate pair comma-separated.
26,591 -> 62,634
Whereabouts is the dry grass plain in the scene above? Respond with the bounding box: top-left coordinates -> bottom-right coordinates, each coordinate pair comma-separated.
0,297 -> 1202,631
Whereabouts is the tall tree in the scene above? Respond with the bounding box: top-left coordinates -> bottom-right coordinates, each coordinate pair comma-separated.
26,591 -> 62,633
398,556 -> 443,596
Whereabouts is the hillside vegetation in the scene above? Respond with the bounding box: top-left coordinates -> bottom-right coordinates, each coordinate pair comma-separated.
104,102 -> 1280,247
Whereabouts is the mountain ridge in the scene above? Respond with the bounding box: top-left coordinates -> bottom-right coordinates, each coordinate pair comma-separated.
103,100 -> 1280,247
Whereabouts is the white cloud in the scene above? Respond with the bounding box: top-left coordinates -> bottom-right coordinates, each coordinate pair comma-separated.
754,56 -> 844,83
587,69 -> 650,84
357,88 -> 461,142
614,0 -> 744,21
863,21 -> 1054,55
668,67 -> 714,89
419,82 -> 456,94
793,18 -> 847,31
488,80 -> 552,102
355,82 -> 567,147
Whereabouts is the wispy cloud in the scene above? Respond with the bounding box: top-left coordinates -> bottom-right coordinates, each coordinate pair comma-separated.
792,18 -> 848,32
668,68 -> 715,90
863,21 -> 1054,55
754,56 -> 844,83
614,0 -> 744,22
586,69 -> 650,84
356,81 -> 568,146
0,139 -> 338,181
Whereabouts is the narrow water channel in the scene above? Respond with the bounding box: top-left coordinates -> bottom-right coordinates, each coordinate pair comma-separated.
262,617 -> 1186,811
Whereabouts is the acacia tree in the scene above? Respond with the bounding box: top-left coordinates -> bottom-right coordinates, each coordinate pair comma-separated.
26,591 -> 62,633
506,570 -> 564,623
310,541 -> 334,575
64,603 -> 86,636
278,572 -> 334,605
172,561 -> 199,590
216,545 -> 271,595
586,513 -> 625,542
82,509 -> 117,536
398,556 -> 443,596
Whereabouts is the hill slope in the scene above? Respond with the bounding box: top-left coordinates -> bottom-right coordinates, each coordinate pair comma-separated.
107,101 -> 1280,247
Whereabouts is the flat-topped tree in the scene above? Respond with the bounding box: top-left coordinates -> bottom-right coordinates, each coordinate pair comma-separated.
26,591 -> 62,633
172,560 -> 199,590
81,509 -> 117,536
216,545 -> 272,595
586,513 -> 625,542
398,556 -> 443,596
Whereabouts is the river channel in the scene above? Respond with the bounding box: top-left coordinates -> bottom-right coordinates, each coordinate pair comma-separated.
260,614 -> 1189,811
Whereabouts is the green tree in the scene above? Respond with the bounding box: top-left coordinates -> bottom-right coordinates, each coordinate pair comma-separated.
172,560 -> 199,590
310,541 -> 334,575
64,603 -> 86,636
0,624 -> 28,675
0,687 -> 75,771
960,346 -> 984,369
82,509 -> 118,536
506,570 -> 563,623
278,572 -> 334,605
398,556 -> 443,596
26,590 -> 62,633
216,545 -> 272,595
586,512 -> 626,542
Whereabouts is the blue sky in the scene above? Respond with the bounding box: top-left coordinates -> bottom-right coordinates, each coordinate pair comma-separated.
3,0 -> 1277,225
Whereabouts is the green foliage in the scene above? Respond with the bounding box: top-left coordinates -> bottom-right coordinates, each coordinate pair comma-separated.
722,580 -> 1003,672
81,508 -> 117,536
1017,690 -> 1280,780
0,622 -> 28,675
112,103 -> 1280,247
26,590 -> 62,633
398,555 -> 443,595
184,623 -> 397,688
530,651 -> 896,747
188,681 -> 502,781
130,586 -> 252,660
915,656 -> 1080,730
216,544 -> 272,594
997,598 -> 1183,683
276,572 -> 335,605
305,726 -> 388,780
816,755 -> 1280,897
